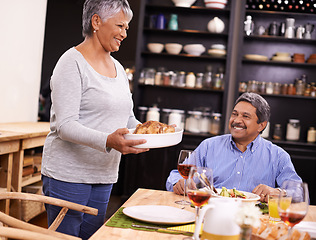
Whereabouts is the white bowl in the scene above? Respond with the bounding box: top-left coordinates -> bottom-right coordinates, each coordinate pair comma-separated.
165,43 -> 183,55
210,44 -> 226,50
208,48 -> 226,57
172,0 -> 197,7
183,44 -> 206,56
205,2 -> 226,9
147,43 -> 164,53
124,127 -> 183,148
213,188 -> 260,203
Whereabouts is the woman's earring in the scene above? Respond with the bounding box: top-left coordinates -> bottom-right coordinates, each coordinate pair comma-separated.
93,29 -> 96,33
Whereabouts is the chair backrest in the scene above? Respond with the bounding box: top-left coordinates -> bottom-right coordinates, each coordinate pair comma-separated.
0,192 -> 98,240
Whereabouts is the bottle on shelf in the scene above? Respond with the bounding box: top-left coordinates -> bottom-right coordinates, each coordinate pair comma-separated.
244,15 -> 254,36
186,72 -> 196,88
168,14 -> 178,31
307,127 -> 316,143
286,119 -> 300,141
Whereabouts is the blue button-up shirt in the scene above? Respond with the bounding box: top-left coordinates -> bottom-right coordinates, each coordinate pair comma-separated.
166,134 -> 302,192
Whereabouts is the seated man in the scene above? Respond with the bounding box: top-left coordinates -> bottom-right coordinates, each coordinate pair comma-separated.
166,92 -> 302,202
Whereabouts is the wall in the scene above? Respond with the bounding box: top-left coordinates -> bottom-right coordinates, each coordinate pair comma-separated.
0,0 -> 47,123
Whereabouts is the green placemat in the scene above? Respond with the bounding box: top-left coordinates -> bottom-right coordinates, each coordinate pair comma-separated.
105,207 -> 191,235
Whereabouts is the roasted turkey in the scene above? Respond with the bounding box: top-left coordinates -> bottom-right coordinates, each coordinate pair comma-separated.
133,121 -> 175,134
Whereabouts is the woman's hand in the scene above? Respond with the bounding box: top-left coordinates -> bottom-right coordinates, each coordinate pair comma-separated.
106,128 -> 149,154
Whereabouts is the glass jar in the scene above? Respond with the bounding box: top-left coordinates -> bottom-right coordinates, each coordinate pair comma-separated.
258,82 -> 266,94
186,72 -> 196,88
169,71 -> 177,86
286,119 -> 300,141
273,124 -> 282,140
273,82 -> 281,95
266,82 -> 274,94
203,67 -> 213,89
247,80 -> 258,93
137,106 -> 148,123
239,82 -> 247,92
161,108 -> 172,124
144,68 -> 156,85
210,113 -> 222,135
307,127 -> 316,143
177,71 -> 186,87
195,73 -> 204,89
146,106 -> 160,122
199,112 -> 211,133
281,83 -> 288,95
287,83 -> 296,95
168,109 -> 185,129
295,80 -> 305,95
185,111 -> 202,133
154,71 -> 162,85
162,72 -> 170,86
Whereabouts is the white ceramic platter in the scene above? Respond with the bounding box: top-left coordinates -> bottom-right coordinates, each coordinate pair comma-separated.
244,54 -> 269,61
213,188 -> 260,202
123,205 -> 195,225
124,127 -> 183,149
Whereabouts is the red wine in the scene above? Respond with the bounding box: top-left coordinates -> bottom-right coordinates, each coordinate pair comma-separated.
178,164 -> 195,179
187,190 -> 211,207
279,212 -> 306,228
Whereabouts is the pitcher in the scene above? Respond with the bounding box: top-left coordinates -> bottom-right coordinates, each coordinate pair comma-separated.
193,198 -> 241,240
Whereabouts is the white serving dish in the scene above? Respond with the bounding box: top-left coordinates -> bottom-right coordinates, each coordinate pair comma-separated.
183,44 -> 206,56
210,44 -> 226,50
147,43 -> 164,53
172,0 -> 197,7
165,43 -> 183,55
124,127 -> 183,148
204,2 -> 226,9
244,54 -> 269,61
271,56 -> 292,62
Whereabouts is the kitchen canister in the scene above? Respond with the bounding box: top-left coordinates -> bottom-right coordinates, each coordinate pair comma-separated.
210,113 -> 221,135
286,119 -> 300,141
307,127 -> 316,143
146,106 -> 160,122
185,111 -> 202,133
168,109 -> 185,129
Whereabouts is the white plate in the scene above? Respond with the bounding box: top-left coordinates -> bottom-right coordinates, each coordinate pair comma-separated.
294,221 -> 316,238
123,205 -> 195,225
213,188 -> 260,202
124,127 -> 183,149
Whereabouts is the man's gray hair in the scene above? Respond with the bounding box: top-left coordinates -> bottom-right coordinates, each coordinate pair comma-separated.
235,92 -> 271,123
82,0 -> 133,38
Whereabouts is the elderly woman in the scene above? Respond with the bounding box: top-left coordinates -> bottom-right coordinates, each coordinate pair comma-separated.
41,0 -> 148,239
166,92 -> 302,203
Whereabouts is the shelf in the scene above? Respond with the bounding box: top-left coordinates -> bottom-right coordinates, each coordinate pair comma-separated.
244,35 -> 316,44
21,175 -> 41,188
139,83 -> 224,93
142,51 -> 227,61
245,9 -> 316,17
239,91 -> 316,100
242,58 -> 316,68
144,28 -> 228,37
146,4 -> 231,15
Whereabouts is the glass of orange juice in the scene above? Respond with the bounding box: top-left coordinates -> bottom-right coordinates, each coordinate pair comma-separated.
268,195 -> 280,222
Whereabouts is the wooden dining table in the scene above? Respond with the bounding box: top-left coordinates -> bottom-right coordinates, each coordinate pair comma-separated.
89,188 -> 316,240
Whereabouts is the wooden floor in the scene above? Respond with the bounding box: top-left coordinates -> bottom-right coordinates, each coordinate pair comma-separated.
28,195 -> 122,228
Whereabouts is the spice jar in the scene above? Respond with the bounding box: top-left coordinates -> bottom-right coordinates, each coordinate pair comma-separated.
273,82 -> 281,95
185,111 -> 202,133
281,84 -> 288,95
154,71 -> 162,85
168,109 -> 185,129
195,73 -> 204,88
239,82 -> 247,92
169,71 -> 177,86
286,119 -> 300,141
295,80 -> 305,95
146,106 -> 160,122
273,124 -> 282,140
203,66 -> 213,89
137,106 -> 148,123
266,82 -> 274,94
247,80 -> 258,93
258,82 -> 266,94
199,112 -> 211,133
307,127 -> 316,143
287,83 -> 296,95
177,71 -> 186,87
144,68 -> 156,85
210,113 -> 222,135
186,72 -> 196,88
162,72 -> 170,86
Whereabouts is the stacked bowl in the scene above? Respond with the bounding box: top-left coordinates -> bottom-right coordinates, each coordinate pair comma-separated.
204,0 -> 227,9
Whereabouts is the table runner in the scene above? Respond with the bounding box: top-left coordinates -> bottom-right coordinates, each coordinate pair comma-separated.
105,207 -> 193,236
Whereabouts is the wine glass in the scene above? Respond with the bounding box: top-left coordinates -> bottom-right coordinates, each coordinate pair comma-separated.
278,181 -> 309,238
184,166 -> 213,240
175,150 -> 196,205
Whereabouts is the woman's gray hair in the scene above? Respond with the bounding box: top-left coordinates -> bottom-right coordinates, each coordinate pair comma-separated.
82,0 -> 133,38
235,92 -> 271,123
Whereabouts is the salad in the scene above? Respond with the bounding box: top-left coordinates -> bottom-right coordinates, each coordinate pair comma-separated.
219,187 -> 247,199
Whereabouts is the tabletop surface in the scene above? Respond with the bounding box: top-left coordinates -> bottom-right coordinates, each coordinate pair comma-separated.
90,188 -> 316,240
0,122 -> 50,142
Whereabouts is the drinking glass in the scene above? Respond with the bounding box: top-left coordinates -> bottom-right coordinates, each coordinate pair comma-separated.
278,181 -> 309,238
175,150 -> 196,205
184,166 -> 213,240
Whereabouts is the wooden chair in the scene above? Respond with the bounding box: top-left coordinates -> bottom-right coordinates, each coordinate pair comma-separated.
0,192 -> 98,240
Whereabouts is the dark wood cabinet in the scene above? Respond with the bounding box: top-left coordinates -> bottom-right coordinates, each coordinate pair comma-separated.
120,0 -> 316,204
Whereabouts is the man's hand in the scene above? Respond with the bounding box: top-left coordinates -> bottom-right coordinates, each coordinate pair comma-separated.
173,179 -> 185,195
252,184 -> 280,202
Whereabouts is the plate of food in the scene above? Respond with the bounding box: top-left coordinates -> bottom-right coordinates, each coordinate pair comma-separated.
123,205 -> 195,225
124,121 -> 183,149
213,187 -> 260,202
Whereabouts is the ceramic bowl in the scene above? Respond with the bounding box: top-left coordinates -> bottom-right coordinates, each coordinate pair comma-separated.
204,0 -> 227,8
172,0 -> 197,7
208,48 -> 226,57
124,127 -> 183,148
165,43 -> 183,55
183,44 -> 206,56
147,43 -> 164,53
210,44 -> 226,50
